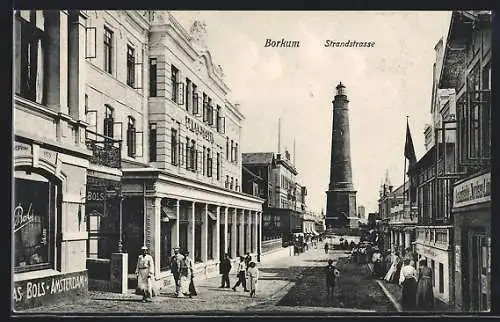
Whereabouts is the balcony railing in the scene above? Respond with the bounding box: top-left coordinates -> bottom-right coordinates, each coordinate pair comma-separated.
85,129 -> 122,169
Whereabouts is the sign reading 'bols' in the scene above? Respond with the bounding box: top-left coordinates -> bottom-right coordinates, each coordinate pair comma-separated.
12,271 -> 88,311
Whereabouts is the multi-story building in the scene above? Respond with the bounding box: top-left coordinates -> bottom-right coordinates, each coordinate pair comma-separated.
440,10 -> 491,312
13,10 -> 91,310
242,151 -> 306,251
13,10 -> 264,308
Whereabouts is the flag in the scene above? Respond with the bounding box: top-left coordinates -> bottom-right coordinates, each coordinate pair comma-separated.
404,120 -> 417,165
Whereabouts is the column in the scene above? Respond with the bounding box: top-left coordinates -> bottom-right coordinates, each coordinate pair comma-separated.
188,201 -> 195,258
152,197 -> 161,276
253,211 -> 258,254
45,11 -> 69,114
215,206 -> 221,262
239,209 -> 245,257
201,204 -> 208,263
245,210 -> 251,254
224,207 -> 228,256
390,230 -> 394,253
258,212 -> 262,261
171,199 -> 180,249
231,208 -> 237,259
400,231 -> 404,250
405,231 -> 411,250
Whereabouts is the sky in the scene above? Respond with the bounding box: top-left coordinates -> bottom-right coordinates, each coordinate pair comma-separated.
172,11 -> 452,214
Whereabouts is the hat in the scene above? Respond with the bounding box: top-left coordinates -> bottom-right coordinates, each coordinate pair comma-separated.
141,246 -> 148,250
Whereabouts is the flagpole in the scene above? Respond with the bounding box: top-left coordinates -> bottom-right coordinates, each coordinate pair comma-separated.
403,116 -> 408,208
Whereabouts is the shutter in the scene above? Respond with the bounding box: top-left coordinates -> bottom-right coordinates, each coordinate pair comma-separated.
134,62 -> 143,89
85,27 -> 97,59
177,82 -> 185,105
135,131 -> 143,157
113,122 -> 123,141
220,117 -> 226,134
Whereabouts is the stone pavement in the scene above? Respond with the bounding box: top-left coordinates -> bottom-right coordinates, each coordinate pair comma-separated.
20,245 -> 386,314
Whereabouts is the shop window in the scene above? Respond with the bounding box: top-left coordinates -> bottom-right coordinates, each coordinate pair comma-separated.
219,223 -> 225,259
207,219 -> 214,260
149,123 -> 157,162
160,221 -> 172,271
103,26 -> 113,74
439,263 -> 444,293
15,11 -> 46,104
149,58 -> 157,97
195,224 -> 202,262
127,116 -> 136,157
178,223 -> 188,253
14,170 -> 57,273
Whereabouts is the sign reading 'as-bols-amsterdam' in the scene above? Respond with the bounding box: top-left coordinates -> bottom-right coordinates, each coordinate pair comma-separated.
453,172 -> 490,208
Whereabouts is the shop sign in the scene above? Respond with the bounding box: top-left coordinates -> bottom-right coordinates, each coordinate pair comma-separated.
185,115 -> 214,144
13,270 -> 88,311
86,185 -> 106,217
39,148 -> 58,165
454,172 -> 491,208
14,142 -> 32,159
455,245 -> 461,272
13,202 -> 35,233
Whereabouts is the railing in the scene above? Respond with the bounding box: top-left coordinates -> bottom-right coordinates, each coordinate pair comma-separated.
85,129 -> 122,169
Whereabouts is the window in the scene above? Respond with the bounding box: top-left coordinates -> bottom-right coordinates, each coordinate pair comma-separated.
207,148 -> 213,177
15,11 -> 45,104
216,152 -> 220,180
149,58 -> 157,97
185,78 -> 191,111
103,27 -> 113,74
104,105 -> 114,138
171,128 -> 178,166
482,63 -> 491,158
235,143 -> 238,163
202,146 -> 206,175
149,123 -> 157,162
171,65 -> 178,103
14,170 -> 57,272
230,177 -> 234,190
127,116 -> 136,157
431,260 -> 435,287
185,137 -> 190,170
207,98 -> 214,126
439,263 -> 444,293
230,140 -> 234,162
126,45 -> 135,87
226,175 -> 229,188
207,219 -> 213,260
202,93 -> 208,122
226,138 -> 229,161
85,94 -> 88,115
190,140 -> 196,171
235,178 -> 239,191
192,83 -> 198,115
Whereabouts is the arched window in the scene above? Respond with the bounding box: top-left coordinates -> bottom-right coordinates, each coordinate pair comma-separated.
13,169 -> 58,272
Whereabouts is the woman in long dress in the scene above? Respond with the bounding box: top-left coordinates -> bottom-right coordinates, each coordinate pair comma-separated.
399,258 -> 418,311
416,259 -> 434,309
179,252 -> 192,298
384,252 -> 399,282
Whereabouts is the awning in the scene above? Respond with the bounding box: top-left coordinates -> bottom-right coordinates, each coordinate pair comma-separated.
202,209 -> 217,221
161,207 -> 178,221
311,228 -> 320,235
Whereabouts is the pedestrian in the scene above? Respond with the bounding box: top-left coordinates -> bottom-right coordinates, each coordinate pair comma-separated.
247,262 -> 259,297
179,250 -> 193,298
232,256 -> 249,292
135,246 -> 154,302
185,251 -> 197,297
170,247 -> 184,296
391,252 -> 403,284
219,253 -> 232,288
325,259 -> 341,298
416,259 -> 434,310
399,258 -> 418,311
324,242 -> 329,254
372,247 -> 384,279
384,252 -> 399,282
244,253 -> 252,272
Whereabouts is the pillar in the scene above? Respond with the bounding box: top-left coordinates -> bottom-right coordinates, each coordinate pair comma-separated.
231,208 -> 237,259
45,11 -> 69,114
215,206 -> 220,262
224,207 -> 228,256
171,199 -> 180,249
390,230 -> 394,252
188,201 -> 195,258
405,231 -> 411,250
245,210 -> 251,254
258,212 -> 262,261
152,197 -> 161,276
201,204 -> 208,263
239,209 -> 245,257
400,231 -> 404,250
253,211 -> 258,254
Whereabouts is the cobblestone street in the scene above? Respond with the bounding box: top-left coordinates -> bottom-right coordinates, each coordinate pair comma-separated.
21,245 -> 395,314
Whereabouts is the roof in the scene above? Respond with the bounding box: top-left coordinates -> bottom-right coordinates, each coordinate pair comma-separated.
242,152 -> 275,165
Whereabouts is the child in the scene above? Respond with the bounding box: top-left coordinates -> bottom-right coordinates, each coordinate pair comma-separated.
247,262 -> 259,297
325,259 -> 341,297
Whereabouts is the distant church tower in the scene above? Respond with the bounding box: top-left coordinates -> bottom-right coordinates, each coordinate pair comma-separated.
325,82 -> 357,229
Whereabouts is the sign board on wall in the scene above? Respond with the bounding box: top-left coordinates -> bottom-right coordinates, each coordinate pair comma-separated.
453,172 -> 491,208
455,245 -> 461,272
13,270 -> 88,311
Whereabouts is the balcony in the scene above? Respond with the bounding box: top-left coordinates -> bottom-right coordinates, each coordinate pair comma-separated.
415,225 -> 453,250
85,129 -> 122,169
389,203 -> 418,225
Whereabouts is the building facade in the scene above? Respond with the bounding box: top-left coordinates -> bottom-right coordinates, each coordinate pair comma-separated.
441,11 -> 491,312
13,10 -> 90,310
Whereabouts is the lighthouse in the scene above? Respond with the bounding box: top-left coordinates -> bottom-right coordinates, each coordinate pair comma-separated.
325,82 -> 357,229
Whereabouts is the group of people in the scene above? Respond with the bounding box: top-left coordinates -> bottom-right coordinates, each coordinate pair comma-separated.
373,248 -> 435,311
222,253 -> 260,297
170,248 -> 197,298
